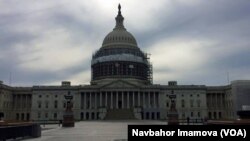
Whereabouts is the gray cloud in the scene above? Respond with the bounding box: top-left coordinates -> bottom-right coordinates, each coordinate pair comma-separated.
0,0 -> 250,86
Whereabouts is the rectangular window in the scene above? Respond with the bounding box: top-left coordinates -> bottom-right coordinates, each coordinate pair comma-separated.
54,113 -> 57,119
38,101 -> 41,108
182,113 -> 185,119
191,112 -> 193,117
181,100 -> 185,108
198,112 -> 201,117
45,113 -> 48,118
54,100 -> 58,109
16,113 -> 19,120
38,112 -> 41,118
219,112 -> 222,119
190,100 -> 194,107
63,102 -> 66,108
197,100 -> 201,107
46,102 -> 49,108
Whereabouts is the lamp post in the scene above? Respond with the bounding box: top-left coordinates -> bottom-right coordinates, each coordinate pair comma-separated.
167,94 -> 179,125
62,91 -> 75,127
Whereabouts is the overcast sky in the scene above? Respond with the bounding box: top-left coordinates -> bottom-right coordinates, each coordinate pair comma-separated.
1,0 -> 250,86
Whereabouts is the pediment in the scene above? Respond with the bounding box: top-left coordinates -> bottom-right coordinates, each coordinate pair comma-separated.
100,79 -> 139,89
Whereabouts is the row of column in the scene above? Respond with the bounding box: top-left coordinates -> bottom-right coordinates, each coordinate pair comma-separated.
207,93 -> 225,109
13,95 -> 32,109
80,91 -> 159,109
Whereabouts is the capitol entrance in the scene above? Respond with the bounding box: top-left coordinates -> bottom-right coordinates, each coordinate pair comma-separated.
118,101 -> 122,109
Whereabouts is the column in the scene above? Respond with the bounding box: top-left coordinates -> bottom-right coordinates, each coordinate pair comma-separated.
105,92 -> 108,108
207,93 -> 211,110
24,95 -> 26,109
12,95 -> 15,110
219,94 -> 221,108
19,95 -> 22,109
24,95 -> 26,110
143,92 -> 145,108
84,93 -> 86,109
116,92 -> 118,109
26,95 -> 28,109
156,92 -> 159,108
16,95 -> 18,109
138,92 -> 140,107
100,92 -> 102,107
90,93 -> 92,109
20,95 -> 22,109
94,92 -> 97,109
220,94 -> 223,109
223,94 -> 226,109
127,92 -> 129,109
18,95 -> 19,109
22,95 -> 24,109
28,95 -> 30,109
80,93 -> 83,109
25,95 -> 27,108
148,92 -> 150,108
15,95 -> 17,109
153,92 -> 156,108
17,95 -> 19,109
133,91 -> 135,107
215,94 -> 217,109
23,95 -> 25,109
217,94 -> 220,108
111,92 -> 113,109
221,94 -> 224,108
122,91 -> 124,109
216,93 -> 218,118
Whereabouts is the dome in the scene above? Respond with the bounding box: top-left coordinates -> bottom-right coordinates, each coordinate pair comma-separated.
91,4 -> 153,85
101,4 -> 138,48
102,30 -> 137,48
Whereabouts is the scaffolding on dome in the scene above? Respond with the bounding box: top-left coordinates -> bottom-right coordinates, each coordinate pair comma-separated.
91,48 -> 153,84
145,53 -> 153,84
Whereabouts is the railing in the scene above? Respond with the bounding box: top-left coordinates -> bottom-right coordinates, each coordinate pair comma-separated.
33,120 -> 61,124
176,118 -> 205,125
32,120 -> 62,128
0,123 -> 41,140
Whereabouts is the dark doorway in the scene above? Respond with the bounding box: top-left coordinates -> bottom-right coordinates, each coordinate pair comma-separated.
118,100 -> 122,109
21,113 -> 24,121
97,112 -> 99,119
146,112 -> 150,119
156,112 -> 160,120
0,112 -> 4,120
26,113 -> 30,121
219,112 -> 222,119
151,112 -> 155,120
16,113 -> 19,120
81,112 -> 84,120
91,112 -> 95,120
214,112 -> 217,119
209,112 -> 212,119
86,112 -> 89,120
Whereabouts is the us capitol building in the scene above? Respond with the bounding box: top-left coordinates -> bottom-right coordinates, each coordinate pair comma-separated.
0,5 -> 250,122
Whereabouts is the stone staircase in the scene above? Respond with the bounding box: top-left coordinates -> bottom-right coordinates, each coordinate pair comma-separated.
104,109 -> 136,120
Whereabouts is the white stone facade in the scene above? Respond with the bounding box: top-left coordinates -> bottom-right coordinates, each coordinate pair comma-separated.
1,80 -> 250,121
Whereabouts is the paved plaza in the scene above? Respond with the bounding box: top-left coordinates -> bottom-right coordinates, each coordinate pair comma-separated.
27,120 -> 167,141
